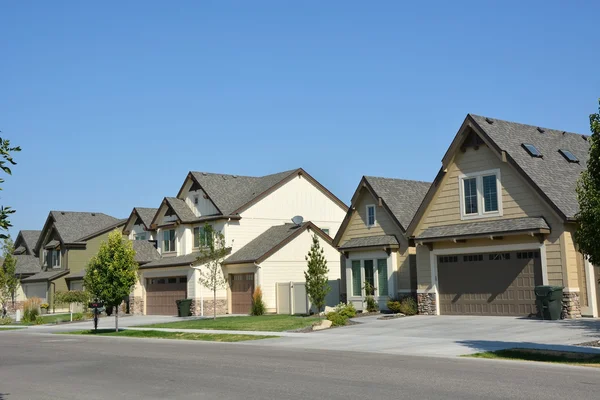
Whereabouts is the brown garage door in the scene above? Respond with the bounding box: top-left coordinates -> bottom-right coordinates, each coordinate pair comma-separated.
146,276 -> 187,315
231,274 -> 254,314
438,251 -> 542,316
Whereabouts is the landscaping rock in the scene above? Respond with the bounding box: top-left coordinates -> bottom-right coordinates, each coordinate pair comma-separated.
319,306 -> 336,316
312,319 -> 333,331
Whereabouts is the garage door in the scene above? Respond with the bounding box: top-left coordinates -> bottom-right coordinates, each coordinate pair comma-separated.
24,283 -> 48,302
146,276 -> 187,315
231,274 -> 254,314
438,250 -> 542,316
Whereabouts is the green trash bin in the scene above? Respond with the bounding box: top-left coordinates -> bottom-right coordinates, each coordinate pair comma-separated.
534,286 -> 563,320
176,299 -> 192,317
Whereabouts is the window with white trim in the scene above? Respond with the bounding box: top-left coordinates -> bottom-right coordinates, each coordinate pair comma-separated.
350,258 -> 388,297
459,169 -> 502,219
366,205 -> 376,227
193,226 -> 213,248
163,229 -> 176,252
134,232 -> 147,241
47,249 -> 60,268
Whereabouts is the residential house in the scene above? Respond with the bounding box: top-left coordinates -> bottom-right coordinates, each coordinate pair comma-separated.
21,211 -> 125,306
128,168 -> 347,316
406,114 -> 598,318
123,207 -> 159,242
11,230 -> 42,309
332,177 -> 430,311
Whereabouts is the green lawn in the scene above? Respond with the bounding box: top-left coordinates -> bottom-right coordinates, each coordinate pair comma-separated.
61,329 -> 275,342
19,313 -> 80,325
0,327 -> 25,331
467,348 -> 600,367
140,315 -> 321,332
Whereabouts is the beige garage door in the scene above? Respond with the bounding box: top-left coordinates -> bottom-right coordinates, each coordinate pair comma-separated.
231,274 -> 254,314
146,276 -> 187,315
438,250 -> 542,316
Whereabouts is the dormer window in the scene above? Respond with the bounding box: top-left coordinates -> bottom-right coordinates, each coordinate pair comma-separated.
194,195 -> 199,205
522,143 -> 542,158
559,149 -> 579,163
366,205 -> 376,227
46,249 -> 61,269
459,169 -> 503,220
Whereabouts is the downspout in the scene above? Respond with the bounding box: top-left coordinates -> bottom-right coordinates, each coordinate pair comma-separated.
51,281 -> 56,314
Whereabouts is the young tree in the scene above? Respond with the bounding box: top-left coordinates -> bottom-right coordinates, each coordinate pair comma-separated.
0,135 -> 21,239
304,234 -> 330,315
575,100 -> 600,269
84,230 -> 138,332
197,224 -> 229,320
0,237 -> 19,316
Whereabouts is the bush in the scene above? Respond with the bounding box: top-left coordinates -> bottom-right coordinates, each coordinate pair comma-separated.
0,316 -> 13,325
334,302 -> 356,318
22,297 -> 42,323
54,290 -> 90,305
399,296 -> 417,316
72,312 -> 84,321
251,286 -> 266,316
365,295 -> 378,312
326,311 -> 348,327
387,300 -> 402,314
34,315 -> 45,325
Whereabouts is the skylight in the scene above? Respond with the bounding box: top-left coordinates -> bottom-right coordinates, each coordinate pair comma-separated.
559,149 -> 579,163
522,143 -> 542,158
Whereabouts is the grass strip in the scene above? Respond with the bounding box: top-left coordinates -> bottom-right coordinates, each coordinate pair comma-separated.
466,348 -> 600,367
60,329 -> 276,342
139,314 -> 321,332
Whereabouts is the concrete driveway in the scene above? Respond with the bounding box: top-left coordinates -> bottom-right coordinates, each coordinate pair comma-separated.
252,315 -> 600,357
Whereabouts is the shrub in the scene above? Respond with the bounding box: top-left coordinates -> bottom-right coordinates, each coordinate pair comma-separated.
22,297 -> 42,323
334,302 -> 356,318
365,296 -> 378,312
0,316 -> 13,325
54,290 -> 90,305
251,286 -> 266,316
399,296 -> 417,316
34,315 -> 45,325
72,312 -> 84,321
326,311 -> 348,327
387,300 -> 402,314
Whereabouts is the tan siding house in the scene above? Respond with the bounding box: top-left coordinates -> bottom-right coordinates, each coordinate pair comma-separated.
407,114 -> 598,318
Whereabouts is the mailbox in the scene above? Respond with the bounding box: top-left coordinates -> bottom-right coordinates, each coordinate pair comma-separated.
88,301 -> 104,309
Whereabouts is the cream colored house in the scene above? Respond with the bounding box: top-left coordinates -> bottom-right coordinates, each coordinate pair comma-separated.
332,177 -> 430,311
406,114 -> 598,318
125,168 -> 346,316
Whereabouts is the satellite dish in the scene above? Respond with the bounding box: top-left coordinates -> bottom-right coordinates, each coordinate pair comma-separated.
291,215 -> 304,226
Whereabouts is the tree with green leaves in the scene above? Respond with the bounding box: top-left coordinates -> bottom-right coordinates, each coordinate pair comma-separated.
0,237 -> 19,316
84,230 -> 138,332
197,224 -> 229,320
304,234 -> 330,315
575,100 -> 600,270
0,136 -> 21,239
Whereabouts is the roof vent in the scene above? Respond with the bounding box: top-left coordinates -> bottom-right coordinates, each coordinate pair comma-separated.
537,127 -> 545,134
291,215 -> 304,227
91,213 -> 96,216
562,131 -> 566,135
61,212 -> 65,215
582,135 -> 588,141
201,172 -> 207,176
232,175 -> 238,178
485,117 -> 494,124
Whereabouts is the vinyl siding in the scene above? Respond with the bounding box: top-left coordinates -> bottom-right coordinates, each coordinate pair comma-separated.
414,144 -> 567,290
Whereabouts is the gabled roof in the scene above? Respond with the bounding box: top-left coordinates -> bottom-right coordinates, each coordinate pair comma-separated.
182,168 -> 347,216
131,240 -> 161,265
131,207 -> 158,230
338,235 -> 400,250
333,176 -> 430,247
223,222 -> 332,265
468,114 -> 589,220
35,211 -> 124,251
14,255 -> 41,275
164,197 -> 198,223
141,248 -> 233,269
16,230 -> 42,254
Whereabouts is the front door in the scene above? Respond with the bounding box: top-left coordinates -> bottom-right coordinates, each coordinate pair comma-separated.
231,274 -> 254,314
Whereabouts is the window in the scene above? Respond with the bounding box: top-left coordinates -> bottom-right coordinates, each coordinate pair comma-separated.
459,170 -> 502,219
489,253 -> 511,261
49,250 -> 60,268
377,259 -> 388,296
364,260 -> 375,295
351,260 -> 361,296
366,205 -> 376,227
193,226 -> 213,248
135,233 -> 147,241
522,143 -> 543,158
559,149 -> 579,163
516,251 -> 540,259
194,195 -> 199,205
439,256 -> 458,263
163,229 -> 176,252
321,228 -> 330,236
463,254 -> 483,262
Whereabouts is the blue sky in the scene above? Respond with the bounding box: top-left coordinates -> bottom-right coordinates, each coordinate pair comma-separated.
2,1 -> 598,237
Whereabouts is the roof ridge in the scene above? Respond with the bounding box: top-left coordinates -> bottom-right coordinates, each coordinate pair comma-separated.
365,176 -> 431,184
470,114 -> 585,138
190,168 -> 299,179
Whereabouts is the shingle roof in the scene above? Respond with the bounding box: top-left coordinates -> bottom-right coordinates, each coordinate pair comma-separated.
14,246 -> 26,255
164,198 -> 198,224
141,249 -> 232,269
48,211 -> 123,244
65,269 -> 86,280
19,230 -> 42,252
44,240 -> 60,249
470,114 -> 590,219
131,240 -> 161,265
14,255 -> 41,275
338,235 -> 400,250
415,217 -> 550,241
133,208 -> 158,229
21,269 -> 68,283
364,177 -> 431,229
190,169 -> 299,215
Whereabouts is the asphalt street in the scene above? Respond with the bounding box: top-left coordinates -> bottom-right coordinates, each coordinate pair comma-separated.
0,330 -> 599,400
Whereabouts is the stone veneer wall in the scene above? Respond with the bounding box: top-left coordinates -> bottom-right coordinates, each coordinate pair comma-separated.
561,290 -> 581,319
417,293 -> 436,315
129,295 -> 144,315
191,299 -> 228,317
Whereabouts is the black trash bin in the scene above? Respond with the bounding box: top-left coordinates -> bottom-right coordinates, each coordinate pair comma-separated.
534,286 -> 563,320
176,299 -> 192,317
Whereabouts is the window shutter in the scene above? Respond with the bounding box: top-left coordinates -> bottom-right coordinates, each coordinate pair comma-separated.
377,259 -> 388,296
352,260 -> 361,296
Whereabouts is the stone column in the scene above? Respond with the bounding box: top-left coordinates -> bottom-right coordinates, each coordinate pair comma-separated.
561,290 -> 581,319
417,293 -> 436,315
129,295 -> 144,315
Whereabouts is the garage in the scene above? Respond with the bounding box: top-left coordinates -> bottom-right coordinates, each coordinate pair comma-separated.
231,273 -> 254,314
23,282 -> 48,302
437,250 -> 542,316
146,276 -> 187,315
